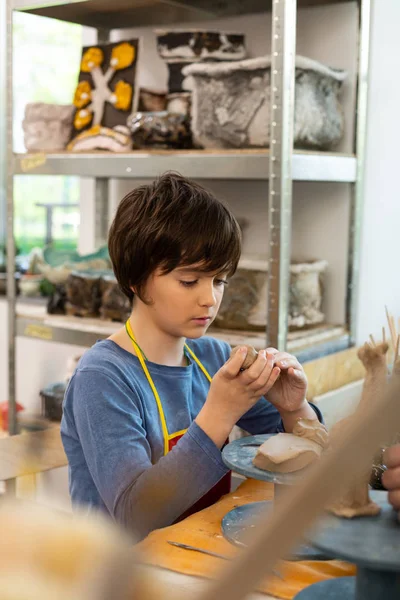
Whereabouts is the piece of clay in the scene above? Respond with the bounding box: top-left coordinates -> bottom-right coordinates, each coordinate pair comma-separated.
230,345 -> 258,370
327,342 -> 388,518
253,420 -> 329,473
253,433 -> 324,473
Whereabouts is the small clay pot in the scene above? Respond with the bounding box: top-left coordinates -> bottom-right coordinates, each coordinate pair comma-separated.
230,345 -> 258,369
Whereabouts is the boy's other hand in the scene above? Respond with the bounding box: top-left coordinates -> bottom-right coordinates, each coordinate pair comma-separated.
262,348 -> 308,414
195,347 -> 280,448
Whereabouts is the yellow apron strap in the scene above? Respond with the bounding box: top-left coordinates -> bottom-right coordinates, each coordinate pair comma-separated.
126,320 -> 169,456
184,344 -> 212,383
126,321 -> 213,455
168,428 -> 187,442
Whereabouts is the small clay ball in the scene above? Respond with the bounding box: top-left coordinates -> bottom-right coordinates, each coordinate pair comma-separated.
230,345 -> 258,369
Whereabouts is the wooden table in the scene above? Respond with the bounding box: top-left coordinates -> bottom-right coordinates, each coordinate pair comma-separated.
0,426 -> 67,482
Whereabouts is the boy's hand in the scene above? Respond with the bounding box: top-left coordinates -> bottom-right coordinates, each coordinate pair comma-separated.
195,347 -> 281,448
261,348 -> 317,432
263,348 -> 308,413
382,445 -> 400,516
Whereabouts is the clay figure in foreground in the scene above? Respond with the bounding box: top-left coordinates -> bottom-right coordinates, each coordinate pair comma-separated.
327,341 -> 388,518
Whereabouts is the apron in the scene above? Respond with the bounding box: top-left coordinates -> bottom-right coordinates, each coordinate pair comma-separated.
125,320 -> 231,520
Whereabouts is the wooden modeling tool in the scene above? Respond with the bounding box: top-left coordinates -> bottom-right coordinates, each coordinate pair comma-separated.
167,541 -> 284,580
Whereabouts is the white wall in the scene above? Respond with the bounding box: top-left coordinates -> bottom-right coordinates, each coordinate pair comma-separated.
355,0 -> 400,342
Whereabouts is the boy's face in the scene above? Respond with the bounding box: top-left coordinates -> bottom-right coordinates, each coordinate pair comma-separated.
137,264 -> 228,339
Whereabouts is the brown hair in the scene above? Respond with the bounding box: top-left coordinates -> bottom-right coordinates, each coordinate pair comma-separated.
108,172 -> 241,301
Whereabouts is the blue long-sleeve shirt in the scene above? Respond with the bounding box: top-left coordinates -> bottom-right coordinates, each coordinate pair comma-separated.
61,336 -> 322,540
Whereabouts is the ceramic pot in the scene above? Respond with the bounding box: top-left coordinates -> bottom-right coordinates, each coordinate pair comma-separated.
184,55 -> 346,149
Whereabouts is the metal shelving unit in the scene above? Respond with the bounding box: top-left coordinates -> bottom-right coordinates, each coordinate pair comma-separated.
2,0 -> 372,436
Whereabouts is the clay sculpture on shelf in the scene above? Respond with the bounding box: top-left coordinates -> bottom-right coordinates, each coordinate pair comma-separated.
156,30 -> 246,62
67,125 -> 132,152
327,341 -> 389,518
62,269 -> 131,321
22,103 -> 75,151
32,246 -> 111,286
100,274 -> 132,322
65,271 -> 103,318
127,111 -> 192,149
156,29 -> 246,95
216,257 -> 327,331
69,40 -> 140,148
183,55 -> 346,150
253,419 -> 329,473
289,261 -> 328,329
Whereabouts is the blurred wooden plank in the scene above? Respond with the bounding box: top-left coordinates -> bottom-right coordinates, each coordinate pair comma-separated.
0,427 -> 67,481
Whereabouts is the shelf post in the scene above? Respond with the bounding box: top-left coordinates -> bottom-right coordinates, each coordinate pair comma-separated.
267,0 -> 297,351
347,0 -> 372,345
3,0 -> 18,437
93,27 -> 111,250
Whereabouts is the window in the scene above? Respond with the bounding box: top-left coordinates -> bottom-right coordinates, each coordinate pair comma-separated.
13,12 -> 82,254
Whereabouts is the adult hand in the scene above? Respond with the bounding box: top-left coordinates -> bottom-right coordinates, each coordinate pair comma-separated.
195,347 -> 281,448
382,444 -> 400,515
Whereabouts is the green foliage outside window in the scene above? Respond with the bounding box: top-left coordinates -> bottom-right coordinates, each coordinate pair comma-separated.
13,13 -> 82,255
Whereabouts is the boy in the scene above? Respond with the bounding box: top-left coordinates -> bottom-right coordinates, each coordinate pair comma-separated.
61,173 -> 322,540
